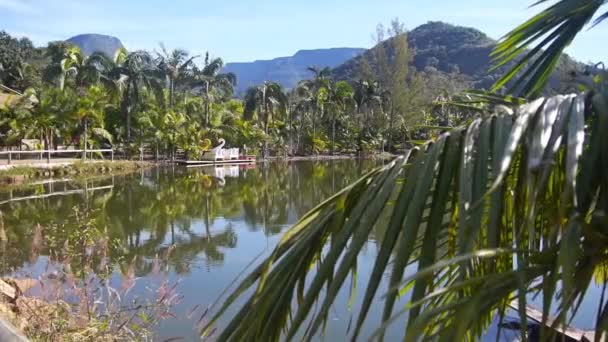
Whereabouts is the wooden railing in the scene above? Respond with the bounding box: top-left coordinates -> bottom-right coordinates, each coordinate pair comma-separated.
0,149 -> 114,165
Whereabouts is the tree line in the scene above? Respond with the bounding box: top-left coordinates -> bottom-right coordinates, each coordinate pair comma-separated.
1,20 -> 467,159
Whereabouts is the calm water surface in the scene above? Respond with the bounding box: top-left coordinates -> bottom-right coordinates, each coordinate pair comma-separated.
0,160 -> 402,340
0,160 -> 597,341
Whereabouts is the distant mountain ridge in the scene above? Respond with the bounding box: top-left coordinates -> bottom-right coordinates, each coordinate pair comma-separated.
63,22 -> 582,95
223,48 -> 365,94
66,34 -> 124,58
332,21 -> 581,91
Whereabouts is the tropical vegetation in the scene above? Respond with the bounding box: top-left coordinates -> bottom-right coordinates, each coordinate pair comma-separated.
2,0 -> 607,340
1,19 -> 492,159
198,1 -> 608,341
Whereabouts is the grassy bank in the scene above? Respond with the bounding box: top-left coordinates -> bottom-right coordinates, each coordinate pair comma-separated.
0,161 -> 151,185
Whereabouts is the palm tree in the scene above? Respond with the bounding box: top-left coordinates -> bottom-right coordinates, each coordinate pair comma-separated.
353,79 -> 384,150
159,110 -> 187,162
301,66 -> 332,139
243,82 -> 287,158
43,45 -> 101,91
306,66 -> 332,83
27,88 -> 74,152
155,44 -> 198,108
74,86 -> 110,159
118,50 -> 163,143
325,80 -> 354,154
201,1 -> 608,341
76,49 -> 163,143
192,55 -> 237,127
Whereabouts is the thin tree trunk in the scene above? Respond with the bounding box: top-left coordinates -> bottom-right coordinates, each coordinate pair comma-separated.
288,109 -> 293,156
331,118 -> 336,156
204,81 -> 210,127
312,110 -> 316,139
83,120 -> 88,160
296,120 -> 301,155
124,83 -> 132,143
311,109 -> 317,156
264,119 -> 269,159
170,78 -> 175,108
388,109 -> 394,153
262,87 -> 268,159
46,128 -> 51,163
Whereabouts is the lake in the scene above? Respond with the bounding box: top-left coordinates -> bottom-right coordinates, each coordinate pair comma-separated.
0,160 -> 598,341
0,160 -> 406,340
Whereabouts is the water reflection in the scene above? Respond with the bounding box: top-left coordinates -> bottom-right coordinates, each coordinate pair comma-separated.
0,160 -> 379,276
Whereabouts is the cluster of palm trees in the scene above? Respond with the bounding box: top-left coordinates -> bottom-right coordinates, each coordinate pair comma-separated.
244,66 -> 404,158
1,41 -> 239,159
1,36 -> 414,158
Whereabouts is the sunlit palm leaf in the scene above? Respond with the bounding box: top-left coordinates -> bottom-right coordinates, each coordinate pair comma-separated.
491,0 -> 607,98
202,89 -> 608,341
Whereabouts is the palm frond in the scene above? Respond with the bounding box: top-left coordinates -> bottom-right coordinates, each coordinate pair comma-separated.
491,0 -> 605,98
91,127 -> 113,143
202,89 -> 608,341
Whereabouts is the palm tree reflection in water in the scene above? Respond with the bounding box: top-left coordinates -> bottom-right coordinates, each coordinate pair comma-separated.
0,160 -> 377,277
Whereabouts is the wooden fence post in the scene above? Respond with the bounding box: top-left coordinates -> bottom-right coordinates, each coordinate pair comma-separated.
7,152 -> 11,165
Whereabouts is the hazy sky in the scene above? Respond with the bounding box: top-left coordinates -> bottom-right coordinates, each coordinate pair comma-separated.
1,0 -> 606,63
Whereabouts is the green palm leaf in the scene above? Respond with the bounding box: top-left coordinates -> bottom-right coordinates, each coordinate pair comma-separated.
201,88 -> 608,340
491,0 -> 607,98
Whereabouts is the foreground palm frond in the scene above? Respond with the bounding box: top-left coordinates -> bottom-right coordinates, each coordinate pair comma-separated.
203,89 -> 608,341
491,0 -> 607,98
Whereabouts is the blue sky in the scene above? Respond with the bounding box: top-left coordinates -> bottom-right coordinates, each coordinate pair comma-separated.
1,0 -> 606,63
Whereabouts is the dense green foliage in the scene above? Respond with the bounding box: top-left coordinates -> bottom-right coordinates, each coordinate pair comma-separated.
0,30 -> 431,156
3,21 -> 556,157
0,36 -> 254,158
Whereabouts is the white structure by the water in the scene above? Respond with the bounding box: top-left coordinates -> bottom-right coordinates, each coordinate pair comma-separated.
200,139 -> 240,161
210,165 -> 240,186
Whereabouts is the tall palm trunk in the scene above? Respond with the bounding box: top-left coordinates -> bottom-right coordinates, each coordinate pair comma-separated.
42,128 -> 49,151
169,77 -> 175,108
331,117 -> 336,156
46,128 -> 52,163
388,106 -> 394,153
123,83 -> 132,142
288,109 -> 293,156
204,81 -> 211,127
262,87 -> 268,159
82,119 -> 88,160
312,109 -> 316,141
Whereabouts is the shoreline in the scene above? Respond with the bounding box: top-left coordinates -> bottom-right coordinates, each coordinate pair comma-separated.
0,160 -> 152,187
0,153 -> 397,186
266,153 -> 398,162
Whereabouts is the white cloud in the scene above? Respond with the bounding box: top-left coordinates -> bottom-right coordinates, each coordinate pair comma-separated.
0,0 -> 37,14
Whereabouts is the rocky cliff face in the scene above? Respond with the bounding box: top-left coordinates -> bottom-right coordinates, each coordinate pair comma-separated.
66,34 -> 124,58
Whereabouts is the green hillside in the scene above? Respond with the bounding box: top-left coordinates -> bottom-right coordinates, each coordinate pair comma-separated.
332,21 -> 583,92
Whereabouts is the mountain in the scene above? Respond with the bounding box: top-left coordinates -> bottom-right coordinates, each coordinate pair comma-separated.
332,21 -> 581,91
224,48 -> 365,94
66,34 -> 124,58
